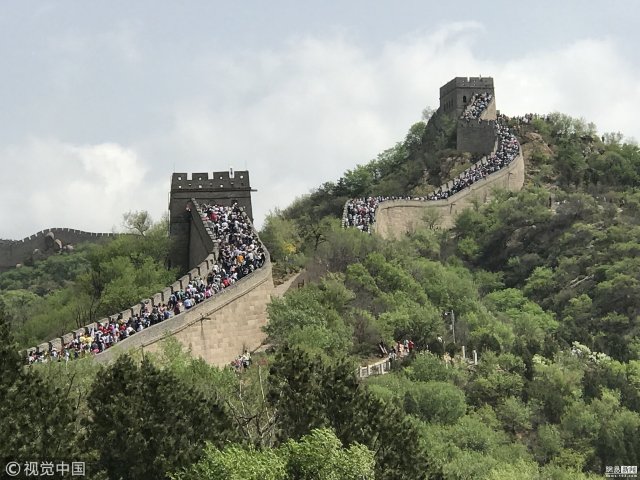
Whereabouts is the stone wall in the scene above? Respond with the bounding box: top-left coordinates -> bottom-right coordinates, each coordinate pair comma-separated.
189,207 -> 217,270
439,76 -> 495,117
169,171 -> 255,273
0,228 -> 117,271
372,147 -> 525,239
28,197 -> 274,368
95,259 -> 274,367
457,119 -> 497,154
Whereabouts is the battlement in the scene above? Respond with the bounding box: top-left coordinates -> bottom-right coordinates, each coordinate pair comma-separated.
6,228 -> 117,245
439,76 -> 495,118
0,228 -> 118,271
440,77 -> 494,97
171,170 -> 253,192
168,169 -> 256,273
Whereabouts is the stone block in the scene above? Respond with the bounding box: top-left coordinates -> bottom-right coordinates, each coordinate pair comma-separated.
171,280 -> 183,293
49,338 -> 63,352
152,292 -> 163,307
189,267 -> 200,281
161,287 -> 172,302
117,308 -> 132,322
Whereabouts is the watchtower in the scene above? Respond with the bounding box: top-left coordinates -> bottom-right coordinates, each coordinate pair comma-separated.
168,169 -> 256,273
439,76 -> 497,155
439,76 -> 495,118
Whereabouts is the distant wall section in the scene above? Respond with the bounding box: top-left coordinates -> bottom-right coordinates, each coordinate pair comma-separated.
373,147 -> 525,239
0,229 -> 117,271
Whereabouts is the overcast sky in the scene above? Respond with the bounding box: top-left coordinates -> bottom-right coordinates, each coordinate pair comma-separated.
1,1 -> 638,239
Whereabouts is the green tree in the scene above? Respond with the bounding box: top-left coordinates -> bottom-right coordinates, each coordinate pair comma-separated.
495,396 -> 532,436
269,347 -> 428,480
260,211 -> 303,267
170,444 -> 286,480
122,209 -> 153,236
86,354 -> 234,480
170,428 -> 374,480
265,276 -> 354,356
284,428 -> 375,480
404,381 -> 467,424
466,352 -> 525,407
529,355 -> 584,424
0,317 -> 83,468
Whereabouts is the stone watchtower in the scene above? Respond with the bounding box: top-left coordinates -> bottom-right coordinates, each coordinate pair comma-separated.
168,169 -> 256,273
439,77 -> 497,154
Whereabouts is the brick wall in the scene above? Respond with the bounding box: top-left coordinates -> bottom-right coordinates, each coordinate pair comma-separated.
0,229 -> 117,271
373,148 -> 525,239
95,260 -> 274,367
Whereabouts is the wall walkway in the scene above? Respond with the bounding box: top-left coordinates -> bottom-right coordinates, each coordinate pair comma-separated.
373,147 -> 525,239
29,200 -> 275,368
96,259 -> 274,366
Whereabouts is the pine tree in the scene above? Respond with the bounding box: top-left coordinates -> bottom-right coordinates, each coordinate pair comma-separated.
85,354 -> 235,480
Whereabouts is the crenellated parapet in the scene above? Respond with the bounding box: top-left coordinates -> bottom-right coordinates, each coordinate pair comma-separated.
0,228 -> 118,271
169,169 -> 257,273
343,76 -> 524,236
26,196 -> 274,367
439,76 -> 495,118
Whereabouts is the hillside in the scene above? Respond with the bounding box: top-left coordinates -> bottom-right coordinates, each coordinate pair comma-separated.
1,109 -> 639,479
255,110 -> 640,476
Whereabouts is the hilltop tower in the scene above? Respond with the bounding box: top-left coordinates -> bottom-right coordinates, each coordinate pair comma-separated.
439,76 -> 497,154
168,169 -> 256,273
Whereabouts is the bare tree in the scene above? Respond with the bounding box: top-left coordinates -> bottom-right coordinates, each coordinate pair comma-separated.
122,210 -> 152,236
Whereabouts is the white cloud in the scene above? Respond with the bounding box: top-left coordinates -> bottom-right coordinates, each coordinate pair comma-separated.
0,139 -> 157,239
495,38 -> 638,140
3,23 -> 640,238
154,25 -> 640,229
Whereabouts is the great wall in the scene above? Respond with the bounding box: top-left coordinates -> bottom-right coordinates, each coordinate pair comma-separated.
371,151 -> 524,237
14,76 -> 525,367
343,76 -> 525,237
0,228 -> 118,272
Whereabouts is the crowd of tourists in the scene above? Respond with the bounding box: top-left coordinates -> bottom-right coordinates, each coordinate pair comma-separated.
230,350 -> 252,372
26,202 -> 265,364
460,92 -> 493,121
426,121 -> 519,200
343,119 -> 520,232
343,197 -> 379,233
378,338 -> 415,360
343,195 -> 428,232
508,112 -> 549,125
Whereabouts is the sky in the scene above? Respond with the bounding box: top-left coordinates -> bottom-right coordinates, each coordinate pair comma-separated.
1,1 -> 639,239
